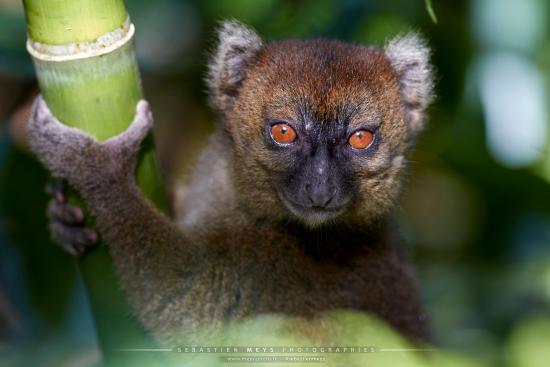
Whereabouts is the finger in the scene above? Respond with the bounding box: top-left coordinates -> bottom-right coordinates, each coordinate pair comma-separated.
33,95 -> 54,124
50,221 -> 98,246
27,95 -> 99,181
28,94 -> 97,148
105,99 -> 153,152
29,94 -> 46,129
136,99 -> 152,119
46,180 -> 65,203
47,200 -> 84,224
50,221 -> 98,255
129,99 -> 154,143
28,96 -> 68,154
29,95 -> 62,135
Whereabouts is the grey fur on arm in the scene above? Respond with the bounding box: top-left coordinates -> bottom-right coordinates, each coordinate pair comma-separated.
27,96 -> 209,342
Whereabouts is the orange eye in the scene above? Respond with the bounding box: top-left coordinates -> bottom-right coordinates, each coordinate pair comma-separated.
348,130 -> 374,149
271,123 -> 297,144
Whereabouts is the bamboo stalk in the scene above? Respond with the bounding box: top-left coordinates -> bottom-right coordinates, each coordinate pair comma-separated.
22,1 -> 167,365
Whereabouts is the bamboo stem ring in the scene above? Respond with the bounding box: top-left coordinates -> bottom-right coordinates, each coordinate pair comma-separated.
27,17 -> 134,62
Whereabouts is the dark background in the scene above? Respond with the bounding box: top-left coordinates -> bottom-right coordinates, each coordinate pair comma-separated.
0,0 -> 549,366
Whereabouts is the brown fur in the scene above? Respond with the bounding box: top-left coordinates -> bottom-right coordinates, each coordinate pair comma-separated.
222,39 -> 413,225
28,21 -> 434,349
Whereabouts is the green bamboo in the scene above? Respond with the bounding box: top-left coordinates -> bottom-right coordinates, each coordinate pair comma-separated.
25,0 -> 127,44
22,1 -> 167,365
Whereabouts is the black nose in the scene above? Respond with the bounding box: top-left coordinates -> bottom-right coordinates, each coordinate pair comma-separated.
305,183 -> 335,207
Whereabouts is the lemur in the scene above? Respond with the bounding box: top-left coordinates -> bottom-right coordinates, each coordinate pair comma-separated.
27,21 -> 434,346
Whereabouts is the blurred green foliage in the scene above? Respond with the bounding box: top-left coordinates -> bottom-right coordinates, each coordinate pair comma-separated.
0,0 -> 549,366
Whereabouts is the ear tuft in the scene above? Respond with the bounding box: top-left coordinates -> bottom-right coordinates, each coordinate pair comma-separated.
207,20 -> 263,112
384,33 -> 434,134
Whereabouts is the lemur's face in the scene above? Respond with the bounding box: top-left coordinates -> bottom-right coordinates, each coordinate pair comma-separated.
229,40 -> 412,226
208,22 -> 433,227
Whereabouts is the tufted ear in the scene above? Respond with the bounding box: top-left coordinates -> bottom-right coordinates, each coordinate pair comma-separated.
207,20 -> 263,112
384,33 -> 434,135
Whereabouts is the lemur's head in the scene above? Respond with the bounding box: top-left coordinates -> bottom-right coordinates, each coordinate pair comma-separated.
208,21 -> 434,227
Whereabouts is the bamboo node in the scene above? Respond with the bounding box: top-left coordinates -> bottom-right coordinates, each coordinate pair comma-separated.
27,17 -> 134,62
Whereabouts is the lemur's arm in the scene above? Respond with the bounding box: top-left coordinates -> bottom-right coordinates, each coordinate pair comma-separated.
27,96 -> 211,338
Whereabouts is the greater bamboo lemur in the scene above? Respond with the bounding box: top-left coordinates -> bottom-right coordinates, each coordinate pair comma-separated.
27,21 -> 434,344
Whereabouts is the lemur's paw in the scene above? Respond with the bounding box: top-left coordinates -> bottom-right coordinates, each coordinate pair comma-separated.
46,180 -> 98,255
27,95 -> 97,184
27,95 -> 153,189
103,100 -> 153,161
